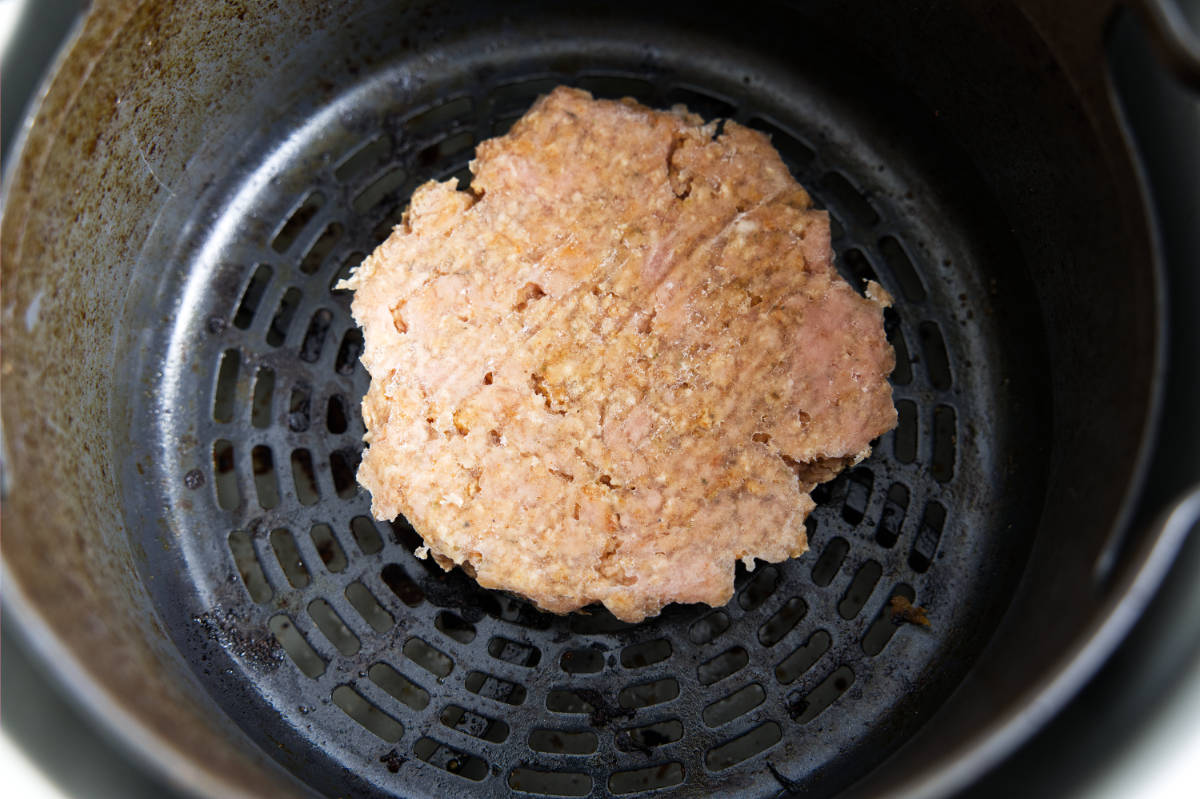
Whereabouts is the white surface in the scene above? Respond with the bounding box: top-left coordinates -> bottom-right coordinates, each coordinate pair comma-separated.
0,729 -> 67,799
0,0 -> 19,60
1094,659 -> 1200,798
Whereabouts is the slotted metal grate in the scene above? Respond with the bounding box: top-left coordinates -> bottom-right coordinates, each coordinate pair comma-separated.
130,35 -> 1041,799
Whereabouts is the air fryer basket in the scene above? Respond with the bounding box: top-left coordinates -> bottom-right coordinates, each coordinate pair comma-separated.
1,1 -> 1191,798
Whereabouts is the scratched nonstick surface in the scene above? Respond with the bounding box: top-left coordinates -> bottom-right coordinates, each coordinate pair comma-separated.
121,6 -> 1053,798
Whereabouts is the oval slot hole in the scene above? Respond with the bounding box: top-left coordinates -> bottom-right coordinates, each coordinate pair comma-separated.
434,611 -> 476,644
212,349 -> 240,423
332,449 -> 361,499
233,264 -> 271,329
309,523 -> 347,573
910,501 -> 946,573
335,136 -> 390,182
269,528 -> 310,588
404,637 -> 453,678
705,722 -> 782,771
212,439 -> 240,510
546,690 -> 593,715
508,767 -> 591,796
616,719 -> 683,752
272,192 -> 323,253
758,597 -> 808,647
887,314 -> 914,386
441,704 -> 508,743
335,328 -> 364,375
918,321 -> 952,389
381,563 -> 424,606
698,647 -> 749,686
689,611 -> 730,644
528,729 -> 597,755
368,662 -> 430,711
345,581 -> 394,634
894,399 -> 918,463
299,222 -> 342,275
560,648 -> 605,674
299,308 -> 332,363
331,684 -> 402,742
703,683 -> 766,727
308,598 -> 359,656
287,382 -> 311,432
775,630 -> 832,685
488,637 -> 541,668
621,639 -> 672,669
291,448 -> 319,506
609,762 -> 684,794
228,530 -> 271,603
269,614 -> 324,678
266,287 -> 301,347
350,515 -> 382,554
250,366 -> 274,428
412,736 -> 487,781
738,566 -> 779,611
618,678 -> 679,709
862,584 -> 918,656
931,404 -> 957,482
251,445 -> 279,509
875,483 -> 911,548
839,560 -> 883,619
811,537 -> 849,587
788,665 -> 855,724
879,235 -> 927,302
465,671 -> 526,706
745,116 -> 815,168
326,394 -> 348,434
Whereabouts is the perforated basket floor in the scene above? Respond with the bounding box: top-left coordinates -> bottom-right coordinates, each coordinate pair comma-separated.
127,24 -> 1043,799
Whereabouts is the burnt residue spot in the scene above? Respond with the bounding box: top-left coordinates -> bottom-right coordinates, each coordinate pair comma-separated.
573,688 -> 637,728
380,749 -> 406,773
616,719 -> 683,756
192,609 -> 282,672
183,468 -> 205,489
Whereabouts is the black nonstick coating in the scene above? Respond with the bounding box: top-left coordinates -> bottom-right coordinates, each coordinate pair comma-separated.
107,2 -> 1155,798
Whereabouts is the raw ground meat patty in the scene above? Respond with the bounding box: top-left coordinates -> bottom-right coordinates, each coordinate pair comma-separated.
343,86 -> 897,622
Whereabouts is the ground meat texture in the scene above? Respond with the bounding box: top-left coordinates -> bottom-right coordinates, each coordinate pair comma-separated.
343,87 -> 897,623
